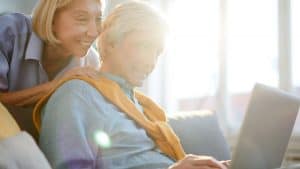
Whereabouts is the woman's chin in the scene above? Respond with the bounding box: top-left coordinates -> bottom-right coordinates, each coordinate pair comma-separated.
72,48 -> 90,57
74,51 -> 88,58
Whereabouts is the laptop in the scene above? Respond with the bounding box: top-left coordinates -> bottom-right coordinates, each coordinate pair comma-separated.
230,83 -> 300,169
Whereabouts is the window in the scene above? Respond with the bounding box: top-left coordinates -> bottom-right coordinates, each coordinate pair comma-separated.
292,0 -> 300,133
0,0 -> 37,14
227,0 -> 278,130
165,0 -> 220,114
163,0 -> 300,135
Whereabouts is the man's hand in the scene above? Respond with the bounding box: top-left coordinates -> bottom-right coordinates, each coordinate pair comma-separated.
0,102 -> 20,140
221,160 -> 231,168
169,154 -> 228,169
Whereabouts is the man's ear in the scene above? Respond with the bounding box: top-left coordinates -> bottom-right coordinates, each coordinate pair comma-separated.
100,41 -> 115,60
103,42 -> 114,57
107,42 -> 115,50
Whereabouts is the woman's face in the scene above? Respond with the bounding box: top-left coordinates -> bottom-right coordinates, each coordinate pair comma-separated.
52,0 -> 102,57
107,30 -> 164,87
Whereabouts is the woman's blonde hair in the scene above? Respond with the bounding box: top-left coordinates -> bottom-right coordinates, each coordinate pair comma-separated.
98,0 -> 168,57
32,0 -> 101,45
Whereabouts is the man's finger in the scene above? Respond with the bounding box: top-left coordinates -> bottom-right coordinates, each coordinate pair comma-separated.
191,157 -> 226,169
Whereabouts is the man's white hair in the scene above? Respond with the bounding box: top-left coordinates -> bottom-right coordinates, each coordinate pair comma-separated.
98,0 -> 168,57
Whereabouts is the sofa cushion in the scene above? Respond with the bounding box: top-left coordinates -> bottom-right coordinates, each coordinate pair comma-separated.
168,110 -> 231,160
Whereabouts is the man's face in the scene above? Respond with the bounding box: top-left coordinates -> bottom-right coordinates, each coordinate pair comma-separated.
108,30 -> 165,87
52,0 -> 102,57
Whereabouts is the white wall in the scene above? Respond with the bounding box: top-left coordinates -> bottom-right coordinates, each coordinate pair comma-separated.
0,0 -> 37,14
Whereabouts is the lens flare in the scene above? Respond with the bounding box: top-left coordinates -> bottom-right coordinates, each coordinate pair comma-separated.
94,131 -> 111,149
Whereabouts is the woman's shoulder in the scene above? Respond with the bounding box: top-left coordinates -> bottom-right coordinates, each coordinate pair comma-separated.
0,13 -> 32,35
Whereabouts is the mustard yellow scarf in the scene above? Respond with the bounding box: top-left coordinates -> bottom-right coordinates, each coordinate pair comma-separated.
33,75 -> 186,160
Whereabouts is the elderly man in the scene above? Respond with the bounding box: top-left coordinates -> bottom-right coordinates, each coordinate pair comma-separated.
34,1 -> 229,169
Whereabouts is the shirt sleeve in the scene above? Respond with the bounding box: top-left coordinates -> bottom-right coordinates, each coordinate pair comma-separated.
0,132 -> 52,169
0,13 -> 31,92
39,79 -> 104,169
0,50 -> 9,91
0,14 -> 13,91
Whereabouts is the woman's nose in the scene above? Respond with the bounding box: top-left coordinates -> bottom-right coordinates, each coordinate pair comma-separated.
87,21 -> 100,38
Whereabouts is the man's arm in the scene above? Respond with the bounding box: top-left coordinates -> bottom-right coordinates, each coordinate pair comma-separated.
39,79 -> 103,169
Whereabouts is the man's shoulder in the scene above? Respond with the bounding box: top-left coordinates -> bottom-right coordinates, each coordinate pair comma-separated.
53,79 -> 108,101
57,79 -> 98,93
43,79 -> 100,114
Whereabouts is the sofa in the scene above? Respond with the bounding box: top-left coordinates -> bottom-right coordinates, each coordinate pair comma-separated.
0,101 -> 231,168
168,110 -> 231,161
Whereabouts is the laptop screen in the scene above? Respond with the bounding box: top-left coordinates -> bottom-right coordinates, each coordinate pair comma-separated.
230,83 -> 300,169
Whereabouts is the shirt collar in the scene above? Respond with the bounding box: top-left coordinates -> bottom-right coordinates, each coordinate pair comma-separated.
101,73 -> 135,99
25,31 -> 44,61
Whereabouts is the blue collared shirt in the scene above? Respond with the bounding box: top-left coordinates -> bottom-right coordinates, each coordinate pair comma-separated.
0,13 -> 100,138
39,74 -> 174,169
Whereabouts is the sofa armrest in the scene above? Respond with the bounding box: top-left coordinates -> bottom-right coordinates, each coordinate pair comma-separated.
168,110 -> 231,160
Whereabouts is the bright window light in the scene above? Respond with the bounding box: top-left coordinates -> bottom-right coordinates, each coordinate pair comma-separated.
292,0 -> 300,88
227,0 -> 278,129
166,0 -> 219,101
227,0 -> 278,94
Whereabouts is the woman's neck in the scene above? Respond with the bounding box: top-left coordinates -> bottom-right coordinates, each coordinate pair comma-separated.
42,43 -> 73,80
43,43 -> 71,61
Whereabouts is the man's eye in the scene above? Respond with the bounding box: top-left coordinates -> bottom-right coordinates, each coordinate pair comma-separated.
140,43 -> 150,49
96,17 -> 102,23
76,17 -> 88,23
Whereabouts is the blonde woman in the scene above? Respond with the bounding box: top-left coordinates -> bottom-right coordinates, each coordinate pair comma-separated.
35,1 -> 229,168
0,0 -> 103,138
